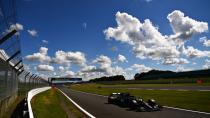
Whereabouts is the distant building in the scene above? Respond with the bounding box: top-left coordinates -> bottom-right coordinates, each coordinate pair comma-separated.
50,77 -> 83,84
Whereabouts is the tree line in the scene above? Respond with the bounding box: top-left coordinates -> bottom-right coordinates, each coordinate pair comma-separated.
89,75 -> 125,82
89,69 -> 210,82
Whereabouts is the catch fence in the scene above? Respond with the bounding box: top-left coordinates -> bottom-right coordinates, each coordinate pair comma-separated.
0,0 -> 48,116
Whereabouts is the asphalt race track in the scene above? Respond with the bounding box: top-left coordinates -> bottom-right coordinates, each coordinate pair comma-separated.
102,86 -> 210,91
60,87 -> 210,118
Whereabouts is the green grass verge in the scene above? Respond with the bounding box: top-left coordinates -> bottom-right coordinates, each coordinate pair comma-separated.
94,77 -> 210,85
69,83 -> 210,113
31,88 -> 85,118
99,83 -> 210,87
61,89 -> 85,118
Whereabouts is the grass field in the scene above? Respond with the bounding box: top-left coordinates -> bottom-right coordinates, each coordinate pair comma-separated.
69,83 -> 210,113
31,88 -> 85,118
98,83 -> 210,87
94,77 -> 210,85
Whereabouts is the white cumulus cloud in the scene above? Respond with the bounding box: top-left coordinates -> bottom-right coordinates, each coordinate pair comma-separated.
104,11 -> 180,61
183,46 -> 210,58
176,66 -> 192,72
168,10 -> 208,40
3,23 -> 24,35
104,10 -> 209,65
42,40 -> 49,44
131,64 -> 152,73
9,23 -> 24,31
199,37 -> 210,47
52,50 -> 86,66
117,54 -> 128,63
58,66 -> 64,71
27,29 -> 38,37
162,58 -> 189,65
80,55 -> 129,78
93,55 -> 112,69
66,51 -> 86,65
81,65 -> 105,73
25,47 -> 51,62
65,71 -> 75,77
203,59 -> 210,69
111,66 -> 126,75
37,64 -> 54,71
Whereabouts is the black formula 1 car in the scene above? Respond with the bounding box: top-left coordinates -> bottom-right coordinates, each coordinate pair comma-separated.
108,93 -> 121,104
108,92 -> 162,112
108,92 -> 134,106
130,98 -> 163,111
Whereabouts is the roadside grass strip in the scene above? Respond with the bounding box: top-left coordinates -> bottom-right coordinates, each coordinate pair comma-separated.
58,89 -> 96,118
69,83 -> 210,113
31,88 -> 85,118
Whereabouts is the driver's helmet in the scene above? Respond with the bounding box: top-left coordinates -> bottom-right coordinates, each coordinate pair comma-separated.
148,99 -> 156,105
138,98 -> 143,102
149,99 -> 155,103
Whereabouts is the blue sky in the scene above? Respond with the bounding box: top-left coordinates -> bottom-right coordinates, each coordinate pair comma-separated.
15,0 -> 210,80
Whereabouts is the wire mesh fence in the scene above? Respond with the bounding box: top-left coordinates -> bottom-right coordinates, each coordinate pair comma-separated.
0,0 -> 19,103
0,60 -> 18,101
0,0 -> 49,116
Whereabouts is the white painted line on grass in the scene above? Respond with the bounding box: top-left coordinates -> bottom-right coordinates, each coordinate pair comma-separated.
177,89 -> 189,91
128,88 -> 144,90
58,89 -> 96,118
69,89 -> 210,115
146,89 -> 154,90
115,87 -> 210,91
198,90 -> 210,92
163,106 -> 210,115
159,89 -> 169,90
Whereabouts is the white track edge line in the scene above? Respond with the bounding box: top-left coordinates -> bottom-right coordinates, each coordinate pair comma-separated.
110,87 -> 210,91
69,89 -> 210,115
163,106 -> 210,115
58,89 -> 96,118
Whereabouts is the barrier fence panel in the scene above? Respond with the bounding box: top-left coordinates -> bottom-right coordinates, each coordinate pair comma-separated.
0,0 -> 49,117
0,0 -> 19,105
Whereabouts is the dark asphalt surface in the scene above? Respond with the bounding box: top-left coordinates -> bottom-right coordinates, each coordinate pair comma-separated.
102,86 -> 210,91
60,87 -> 210,118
